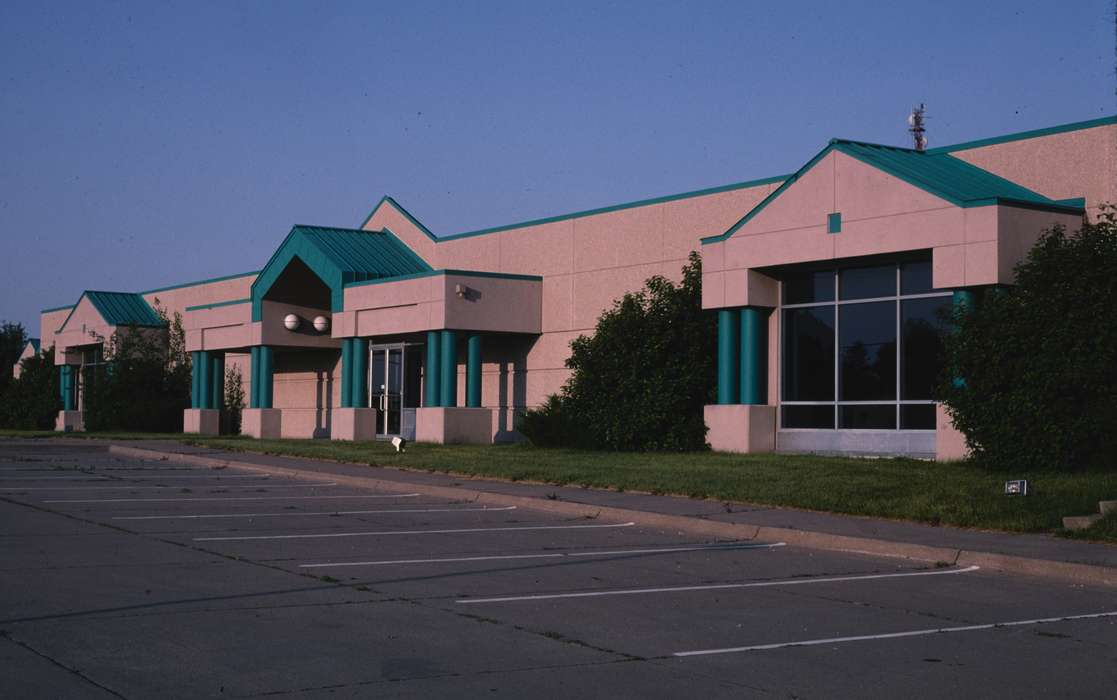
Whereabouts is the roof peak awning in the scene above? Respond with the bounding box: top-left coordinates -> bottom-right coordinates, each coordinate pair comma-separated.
250,225 -> 432,321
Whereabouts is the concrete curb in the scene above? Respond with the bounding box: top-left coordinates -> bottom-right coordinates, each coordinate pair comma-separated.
107,444 -> 1116,588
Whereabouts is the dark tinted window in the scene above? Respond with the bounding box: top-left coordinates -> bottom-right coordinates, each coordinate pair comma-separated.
782,307 -> 835,401
784,270 -> 835,305
900,404 -> 936,430
839,404 -> 897,429
839,264 -> 895,300
900,260 -> 934,295
839,301 -> 896,401
782,405 -> 834,429
901,298 -> 950,400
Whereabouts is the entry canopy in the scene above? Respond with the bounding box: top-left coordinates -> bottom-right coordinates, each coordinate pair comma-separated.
251,225 -> 432,321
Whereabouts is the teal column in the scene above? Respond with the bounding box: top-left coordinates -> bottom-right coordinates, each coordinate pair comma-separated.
258,346 -> 274,409
210,353 -> 225,411
197,351 -> 211,412
60,365 -> 76,411
190,351 -> 201,409
340,338 -> 353,408
440,330 -> 457,408
740,307 -> 769,405
425,331 -> 441,407
466,334 -> 482,408
717,310 -> 740,405
351,338 -> 369,408
951,289 -> 976,389
952,289 -> 976,315
249,347 -> 260,409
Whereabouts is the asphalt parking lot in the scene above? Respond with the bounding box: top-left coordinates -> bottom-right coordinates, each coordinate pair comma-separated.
1,440 -> 1114,698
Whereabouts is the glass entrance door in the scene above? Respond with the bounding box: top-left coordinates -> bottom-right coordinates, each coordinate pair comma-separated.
370,346 -> 403,437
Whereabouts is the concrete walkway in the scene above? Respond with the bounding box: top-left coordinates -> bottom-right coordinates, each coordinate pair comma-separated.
111,439 -> 1117,586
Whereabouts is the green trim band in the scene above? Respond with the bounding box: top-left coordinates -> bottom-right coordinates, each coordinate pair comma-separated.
344,268 -> 543,289
927,115 -> 1117,154
41,304 -> 74,313
185,298 -> 251,312
361,175 -> 789,242
141,270 -> 260,296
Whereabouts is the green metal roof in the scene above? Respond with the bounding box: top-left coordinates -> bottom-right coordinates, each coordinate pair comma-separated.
702,138 -> 1084,244
27,338 -> 40,353
57,291 -> 166,332
84,291 -> 166,327
251,225 -> 432,321
835,140 -> 1072,208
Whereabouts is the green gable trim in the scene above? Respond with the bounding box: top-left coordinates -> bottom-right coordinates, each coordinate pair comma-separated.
361,174 -> 789,243
41,304 -> 74,313
27,338 -> 40,353
827,212 -> 842,234
185,298 -> 251,312
251,225 -> 432,321
58,291 -> 166,333
702,138 -> 1083,245
927,115 -> 1117,155
141,270 -> 260,297
344,268 -> 544,289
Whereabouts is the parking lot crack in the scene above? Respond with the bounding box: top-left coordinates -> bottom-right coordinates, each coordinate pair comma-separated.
0,630 -> 131,699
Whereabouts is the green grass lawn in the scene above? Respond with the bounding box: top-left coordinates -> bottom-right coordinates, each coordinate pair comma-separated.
4,428 -> 1115,542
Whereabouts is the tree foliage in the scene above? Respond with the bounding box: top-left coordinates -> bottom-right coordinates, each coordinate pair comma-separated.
0,321 -> 28,397
520,251 -> 715,451
0,346 -> 60,429
940,205 -> 1117,471
83,303 -> 192,432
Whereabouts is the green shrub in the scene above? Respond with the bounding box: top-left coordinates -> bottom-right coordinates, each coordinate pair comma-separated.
0,346 -> 60,429
222,363 -> 245,435
940,205 -> 1117,471
520,251 -> 715,451
83,306 -> 191,433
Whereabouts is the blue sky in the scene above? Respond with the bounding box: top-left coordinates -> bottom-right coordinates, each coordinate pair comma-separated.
1,0 -> 1113,332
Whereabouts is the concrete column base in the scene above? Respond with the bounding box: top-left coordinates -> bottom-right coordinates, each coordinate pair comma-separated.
935,404 -> 969,461
55,410 -> 84,433
332,408 -> 378,441
183,409 -> 220,435
704,404 -> 776,453
242,408 -> 282,440
416,407 -> 493,444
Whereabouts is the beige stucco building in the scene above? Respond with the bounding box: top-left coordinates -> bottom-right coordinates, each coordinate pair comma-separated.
27,115 -> 1116,458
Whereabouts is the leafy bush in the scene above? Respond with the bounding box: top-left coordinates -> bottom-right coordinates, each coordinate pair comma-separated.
83,307 -> 191,432
940,205 -> 1117,471
222,363 -> 245,435
520,251 -> 715,451
0,346 -> 60,429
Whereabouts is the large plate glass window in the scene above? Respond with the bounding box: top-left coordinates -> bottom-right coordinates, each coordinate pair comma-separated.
780,257 -> 950,431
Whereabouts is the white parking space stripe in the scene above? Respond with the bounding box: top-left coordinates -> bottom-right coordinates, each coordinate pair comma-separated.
456,565 -> 981,604
674,610 -> 1117,657
301,542 -> 786,568
4,482 -> 335,492
43,493 -> 421,503
114,505 -> 517,520
194,521 -> 637,542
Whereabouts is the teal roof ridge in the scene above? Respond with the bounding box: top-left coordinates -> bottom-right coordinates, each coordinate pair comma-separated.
701,136 -> 1084,245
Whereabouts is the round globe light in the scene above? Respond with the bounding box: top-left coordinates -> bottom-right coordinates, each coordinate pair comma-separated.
283,314 -> 300,331
313,315 -> 330,333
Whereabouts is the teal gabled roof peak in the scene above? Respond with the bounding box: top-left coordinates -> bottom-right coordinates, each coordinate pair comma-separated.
250,225 -> 433,321
702,137 -> 1084,245
59,291 -> 166,332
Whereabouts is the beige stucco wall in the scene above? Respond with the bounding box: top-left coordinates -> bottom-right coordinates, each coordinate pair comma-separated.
947,122 -> 1116,222
362,182 -> 781,409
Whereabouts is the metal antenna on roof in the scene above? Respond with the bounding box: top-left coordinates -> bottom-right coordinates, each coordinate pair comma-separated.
908,104 -> 928,151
